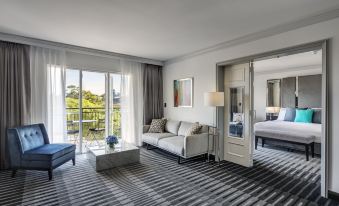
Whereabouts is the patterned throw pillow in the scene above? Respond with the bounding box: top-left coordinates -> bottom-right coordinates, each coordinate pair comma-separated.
148,119 -> 167,133
185,123 -> 203,137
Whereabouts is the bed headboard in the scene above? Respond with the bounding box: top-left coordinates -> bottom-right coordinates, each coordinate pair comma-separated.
280,74 -> 321,108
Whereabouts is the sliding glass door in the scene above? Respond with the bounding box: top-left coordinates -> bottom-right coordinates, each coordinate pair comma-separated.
82,71 -> 106,150
65,69 -> 81,152
109,73 -> 121,137
65,69 -> 121,153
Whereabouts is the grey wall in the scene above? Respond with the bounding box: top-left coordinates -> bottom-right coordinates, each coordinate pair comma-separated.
253,67 -> 321,122
281,77 -> 296,108
298,74 -> 322,108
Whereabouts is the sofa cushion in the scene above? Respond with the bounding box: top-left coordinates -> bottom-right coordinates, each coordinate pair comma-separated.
158,136 -> 185,156
178,121 -> 195,136
142,132 -> 175,145
148,119 -> 167,133
23,143 -> 76,161
165,120 -> 181,135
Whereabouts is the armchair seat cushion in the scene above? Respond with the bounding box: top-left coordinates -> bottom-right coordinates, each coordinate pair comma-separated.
23,144 -> 76,162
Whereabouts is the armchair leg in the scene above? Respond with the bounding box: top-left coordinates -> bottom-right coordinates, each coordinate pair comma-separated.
11,169 -> 17,178
177,156 -> 182,164
72,158 -> 75,166
48,169 -> 53,181
255,137 -> 258,150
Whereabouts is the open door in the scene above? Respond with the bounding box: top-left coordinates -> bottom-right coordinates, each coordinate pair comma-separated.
223,62 -> 254,167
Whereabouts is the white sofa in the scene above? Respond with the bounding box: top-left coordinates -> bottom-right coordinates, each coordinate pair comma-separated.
142,120 -> 209,163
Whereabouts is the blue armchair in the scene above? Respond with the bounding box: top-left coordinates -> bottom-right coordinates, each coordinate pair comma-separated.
7,123 -> 76,180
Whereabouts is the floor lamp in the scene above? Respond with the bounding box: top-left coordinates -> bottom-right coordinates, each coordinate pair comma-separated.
204,92 -> 224,164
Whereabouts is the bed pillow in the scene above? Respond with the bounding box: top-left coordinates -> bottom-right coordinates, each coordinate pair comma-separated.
294,109 -> 314,123
312,108 -> 322,124
284,108 -> 296,121
277,108 -> 286,120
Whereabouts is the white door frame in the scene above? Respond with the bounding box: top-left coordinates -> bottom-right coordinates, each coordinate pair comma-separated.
216,40 -> 329,197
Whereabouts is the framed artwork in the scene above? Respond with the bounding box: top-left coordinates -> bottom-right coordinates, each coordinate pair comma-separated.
174,78 -> 193,107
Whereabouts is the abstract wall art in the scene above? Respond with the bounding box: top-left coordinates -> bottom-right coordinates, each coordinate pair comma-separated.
174,78 -> 193,107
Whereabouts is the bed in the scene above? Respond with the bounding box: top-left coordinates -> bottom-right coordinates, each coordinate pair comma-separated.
254,120 -> 321,161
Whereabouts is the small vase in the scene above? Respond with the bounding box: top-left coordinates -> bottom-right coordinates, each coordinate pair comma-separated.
108,143 -> 115,149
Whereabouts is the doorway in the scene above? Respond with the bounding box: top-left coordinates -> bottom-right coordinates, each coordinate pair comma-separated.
216,40 -> 328,198
65,69 -> 121,153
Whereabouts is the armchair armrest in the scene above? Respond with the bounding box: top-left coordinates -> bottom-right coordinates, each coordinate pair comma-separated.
143,125 -> 150,133
184,133 -> 208,158
7,128 -> 22,168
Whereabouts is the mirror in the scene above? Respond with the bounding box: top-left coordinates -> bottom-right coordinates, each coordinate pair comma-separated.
229,87 -> 244,138
267,79 -> 281,107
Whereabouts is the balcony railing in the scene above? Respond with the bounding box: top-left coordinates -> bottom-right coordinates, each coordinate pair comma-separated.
66,107 -> 121,146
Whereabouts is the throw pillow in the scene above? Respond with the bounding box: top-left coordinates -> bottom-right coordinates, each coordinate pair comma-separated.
294,109 -> 314,123
312,108 -> 322,124
284,107 -> 296,121
277,108 -> 286,120
185,123 -> 203,137
233,113 -> 243,122
148,119 -> 167,133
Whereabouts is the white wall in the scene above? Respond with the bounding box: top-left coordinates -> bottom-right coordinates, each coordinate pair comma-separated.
163,17 -> 339,192
254,67 -> 322,122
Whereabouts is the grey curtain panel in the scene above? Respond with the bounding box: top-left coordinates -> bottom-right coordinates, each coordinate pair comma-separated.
0,41 -> 31,170
143,64 -> 163,125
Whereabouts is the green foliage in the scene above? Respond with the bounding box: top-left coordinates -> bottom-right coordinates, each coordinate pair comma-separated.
66,85 -> 121,140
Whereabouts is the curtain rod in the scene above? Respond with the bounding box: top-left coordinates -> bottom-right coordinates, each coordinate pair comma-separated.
0,32 -> 164,66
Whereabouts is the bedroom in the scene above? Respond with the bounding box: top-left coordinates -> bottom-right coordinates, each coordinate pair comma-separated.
252,50 -> 323,159
218,44 -> 326,199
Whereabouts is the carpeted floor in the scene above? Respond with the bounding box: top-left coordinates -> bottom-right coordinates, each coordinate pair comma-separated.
0,145 -> 338,206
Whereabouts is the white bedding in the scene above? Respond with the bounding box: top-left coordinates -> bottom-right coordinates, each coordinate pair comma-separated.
254,120 -> 322,143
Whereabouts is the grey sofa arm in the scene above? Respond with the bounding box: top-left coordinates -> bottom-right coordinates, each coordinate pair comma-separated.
184,133 -> 209,158
143,125 -> 150,133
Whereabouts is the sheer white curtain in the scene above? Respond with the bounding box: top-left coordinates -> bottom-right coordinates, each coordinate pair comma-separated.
120,60 -> 144,146
30,47 -> 67,143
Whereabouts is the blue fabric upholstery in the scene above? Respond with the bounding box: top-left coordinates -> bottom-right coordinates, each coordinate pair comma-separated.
16,124 -> 48,152
23,144 -> 76,161
7,124 -> 76,180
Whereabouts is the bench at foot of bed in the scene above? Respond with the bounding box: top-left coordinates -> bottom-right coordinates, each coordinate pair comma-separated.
255,136 -> 315,161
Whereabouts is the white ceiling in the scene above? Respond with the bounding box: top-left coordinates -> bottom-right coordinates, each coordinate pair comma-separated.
0,0 -> 339,61
253,50 -> 322,73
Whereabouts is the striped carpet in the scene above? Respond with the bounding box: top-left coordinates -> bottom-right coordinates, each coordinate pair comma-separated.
0,145 -> 338,206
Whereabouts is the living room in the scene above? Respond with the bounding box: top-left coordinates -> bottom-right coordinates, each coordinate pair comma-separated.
1,1 -> 339,205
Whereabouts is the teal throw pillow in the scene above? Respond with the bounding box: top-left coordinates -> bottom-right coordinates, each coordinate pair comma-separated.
294,109 -> 314,123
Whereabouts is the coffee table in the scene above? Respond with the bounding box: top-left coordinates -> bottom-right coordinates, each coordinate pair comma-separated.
87,141 -> 140,171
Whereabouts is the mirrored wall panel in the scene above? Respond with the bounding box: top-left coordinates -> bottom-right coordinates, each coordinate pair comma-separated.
229,87 -> 244,138
267,79 -> 281,107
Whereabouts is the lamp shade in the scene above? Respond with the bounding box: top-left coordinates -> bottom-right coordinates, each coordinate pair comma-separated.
266,106 -> 280,114
204,92 -> 224,107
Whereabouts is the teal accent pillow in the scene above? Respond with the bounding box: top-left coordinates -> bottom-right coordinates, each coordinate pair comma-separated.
294,109 -> 314,123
